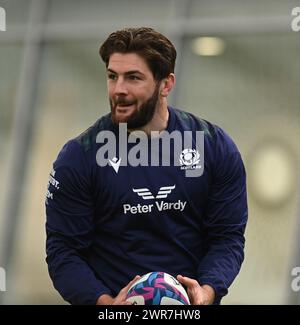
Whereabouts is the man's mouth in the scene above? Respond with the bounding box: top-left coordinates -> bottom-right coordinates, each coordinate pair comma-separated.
117,103 -> 133,107
115,102 -> 136,111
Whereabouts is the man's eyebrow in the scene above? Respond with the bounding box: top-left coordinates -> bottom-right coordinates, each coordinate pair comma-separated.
107,68 -> 145,76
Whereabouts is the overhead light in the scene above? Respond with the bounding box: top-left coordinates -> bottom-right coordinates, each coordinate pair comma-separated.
191,37 -> 225,56
249,140 -> 297,208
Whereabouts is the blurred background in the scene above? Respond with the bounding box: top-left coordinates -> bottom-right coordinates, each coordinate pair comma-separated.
0,0 -> 300,304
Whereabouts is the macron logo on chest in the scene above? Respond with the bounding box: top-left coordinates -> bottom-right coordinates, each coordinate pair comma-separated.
109,157 -> 122,173
123,185 -> 187,215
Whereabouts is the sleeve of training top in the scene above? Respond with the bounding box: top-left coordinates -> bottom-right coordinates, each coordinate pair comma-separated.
45,140 -> 111,305
197,127 -> 248,304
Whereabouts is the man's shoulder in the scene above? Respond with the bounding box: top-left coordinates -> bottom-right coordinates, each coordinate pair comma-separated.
74,113 -> 113,152
172,107 -> 239,153
172,107 -> 217,139
54,113 -> 112,167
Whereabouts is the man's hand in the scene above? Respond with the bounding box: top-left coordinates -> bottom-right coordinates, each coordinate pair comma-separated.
96,275 -> 141,305
177,275 -> 215,305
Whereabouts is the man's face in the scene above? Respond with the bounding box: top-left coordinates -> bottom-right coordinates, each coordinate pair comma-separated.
107,53 -> 160,128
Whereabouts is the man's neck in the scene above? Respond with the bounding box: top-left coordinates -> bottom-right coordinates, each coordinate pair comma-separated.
129,102 -> 169,136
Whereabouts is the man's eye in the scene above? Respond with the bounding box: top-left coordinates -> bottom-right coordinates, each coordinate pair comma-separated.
108,74 -> 117,80
129,75 -> 140,80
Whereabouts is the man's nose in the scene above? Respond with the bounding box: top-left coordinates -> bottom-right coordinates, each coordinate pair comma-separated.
114,77 -> 128,96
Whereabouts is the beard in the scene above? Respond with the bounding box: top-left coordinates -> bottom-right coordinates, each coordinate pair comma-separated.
110,83 -> 160,129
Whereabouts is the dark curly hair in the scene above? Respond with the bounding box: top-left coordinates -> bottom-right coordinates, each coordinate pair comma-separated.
99,27 -> 177,81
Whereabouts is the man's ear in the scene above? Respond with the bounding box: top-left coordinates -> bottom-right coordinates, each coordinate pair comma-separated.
160,73 -> 176,97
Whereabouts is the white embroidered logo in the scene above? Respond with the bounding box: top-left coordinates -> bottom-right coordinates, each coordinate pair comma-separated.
109,157 -> 122,173
179,149 -> 201,171
133,185 -> 176,200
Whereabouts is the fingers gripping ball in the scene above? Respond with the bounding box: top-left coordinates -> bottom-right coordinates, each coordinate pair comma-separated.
126,271 -> 190,305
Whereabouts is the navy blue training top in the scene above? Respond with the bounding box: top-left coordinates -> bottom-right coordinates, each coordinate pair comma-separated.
45,107 -> 248,305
